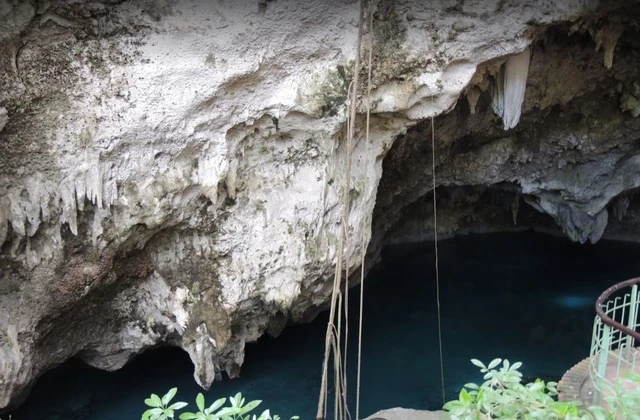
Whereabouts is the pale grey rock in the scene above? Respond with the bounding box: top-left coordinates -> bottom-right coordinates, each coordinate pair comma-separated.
0,1 -> 35,42
0,107 -> 7,133
364,407 -> 446,420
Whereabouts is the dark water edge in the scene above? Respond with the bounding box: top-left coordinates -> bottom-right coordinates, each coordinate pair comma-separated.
10,231 -> 640,420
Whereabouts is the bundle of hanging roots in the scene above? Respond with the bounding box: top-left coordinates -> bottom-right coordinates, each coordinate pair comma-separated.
314,2 -> 445,419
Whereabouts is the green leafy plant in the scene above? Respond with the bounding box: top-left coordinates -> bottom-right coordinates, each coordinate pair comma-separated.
141,390 -> 298,420
177,393 -> 227,420
443,358 -> 640,420
179,392 -> 264,420
588,371 -> 640,420
142,388 -> 188,420
443,358 -> 576,419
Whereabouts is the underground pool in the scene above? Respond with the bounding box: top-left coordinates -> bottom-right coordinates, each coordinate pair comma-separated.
10,231 -> 640,420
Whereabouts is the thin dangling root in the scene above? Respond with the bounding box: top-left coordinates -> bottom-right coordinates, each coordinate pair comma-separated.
315,0 -> 366,419
355,1 -> 374,419
430,103 -> 446,405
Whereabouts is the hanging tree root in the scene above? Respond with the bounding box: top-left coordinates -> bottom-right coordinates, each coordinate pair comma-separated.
315,0 -> 365,419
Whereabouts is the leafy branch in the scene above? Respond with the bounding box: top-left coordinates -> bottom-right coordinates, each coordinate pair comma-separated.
141,389 -> 299,420
443,358 -> 640,420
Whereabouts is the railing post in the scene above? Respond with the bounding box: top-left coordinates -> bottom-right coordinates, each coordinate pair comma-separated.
594,323 -> 612,405
627,285 -> 639,349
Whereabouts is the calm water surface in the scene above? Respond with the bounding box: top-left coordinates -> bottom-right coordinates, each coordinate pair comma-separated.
11,232 -> 640,419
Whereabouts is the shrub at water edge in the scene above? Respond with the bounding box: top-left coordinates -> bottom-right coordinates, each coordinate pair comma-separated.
443,358 -> 640,420
141,389 -> 299,420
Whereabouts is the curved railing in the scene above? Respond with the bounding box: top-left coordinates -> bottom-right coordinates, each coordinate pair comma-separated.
589,277 -> 640,404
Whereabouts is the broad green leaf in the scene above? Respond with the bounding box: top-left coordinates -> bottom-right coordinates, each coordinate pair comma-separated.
459,388 -> 473,403
142,409 -> 154,420
488,358 -> 502,370
256,409 -> 271,420
163,388 -> 178,406
624,372 -> 640,382
217,406 -> 241,417
443,401 -> 464,411
169,402 -> 188,410
179,414 -> 199,420
149,394 -> 163,408
471,359 -> 486,369
196,393 -> 205,412
529,382 -> 543,392
207,397 -> 226,414
589,407 -> 607,420
241,400 -> 262,413
147,407 -> 164,420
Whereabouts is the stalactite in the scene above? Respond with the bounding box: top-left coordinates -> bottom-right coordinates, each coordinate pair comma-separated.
466,87 -> 481,114
0,149 -> 118,249
491,65 -> 505,118
225,158 -> 239,201
613,196 -> 630,221
0,197 -> 8,246
595,23 -> 623,70
60,177 -> 79,235
491,47 -> 531,130
511,193 -> 520,226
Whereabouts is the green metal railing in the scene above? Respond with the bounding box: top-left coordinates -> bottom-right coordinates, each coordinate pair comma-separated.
589,278 -> 640,405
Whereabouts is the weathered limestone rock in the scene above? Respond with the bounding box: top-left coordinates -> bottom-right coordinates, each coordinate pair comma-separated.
0,0 -> 639,411
0,107 -> 7,133
364,407 -> 446,420
373,21 -> 640,251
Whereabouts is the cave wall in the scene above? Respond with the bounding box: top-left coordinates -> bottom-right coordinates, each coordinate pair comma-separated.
372,22 -> 640,257
1,0 -> 639,410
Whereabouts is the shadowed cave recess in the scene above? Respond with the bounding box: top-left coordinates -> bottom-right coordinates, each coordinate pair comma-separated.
2,0 -> 640,419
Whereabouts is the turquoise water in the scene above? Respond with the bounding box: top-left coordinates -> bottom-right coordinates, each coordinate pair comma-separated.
10,232 -> 640,419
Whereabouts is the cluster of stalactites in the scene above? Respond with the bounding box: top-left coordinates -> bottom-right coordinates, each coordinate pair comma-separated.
0,155 -> 117,251
491,47 -> 531,131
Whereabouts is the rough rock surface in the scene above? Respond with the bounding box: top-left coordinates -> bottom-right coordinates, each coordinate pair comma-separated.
364,407 -> 446,420
373,18 -> 640,253
1,0 -> 639,410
